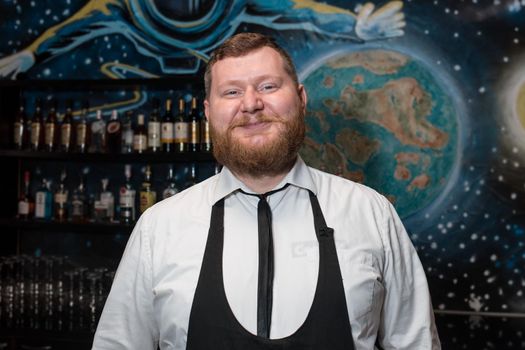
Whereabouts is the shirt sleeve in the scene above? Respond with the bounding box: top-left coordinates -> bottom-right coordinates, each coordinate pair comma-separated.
377,200 -> 441,350
92,213 -> 158,350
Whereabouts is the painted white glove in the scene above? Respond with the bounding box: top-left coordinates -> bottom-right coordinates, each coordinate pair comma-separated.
355,1 -> 405,41
0,50 -> 35,79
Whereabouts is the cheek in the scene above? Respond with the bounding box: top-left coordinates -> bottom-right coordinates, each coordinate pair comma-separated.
209,101 -> 238,125
265,94 -> 302,117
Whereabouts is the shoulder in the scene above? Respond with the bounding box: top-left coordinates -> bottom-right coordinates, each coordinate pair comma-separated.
308,166 -> 389,209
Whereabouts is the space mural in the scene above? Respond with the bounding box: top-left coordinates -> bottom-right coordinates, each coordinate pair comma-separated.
0,0 -> 524,316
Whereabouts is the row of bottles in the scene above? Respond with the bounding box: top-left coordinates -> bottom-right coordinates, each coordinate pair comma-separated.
17,163 -> 207,224
12,97 -> 212,154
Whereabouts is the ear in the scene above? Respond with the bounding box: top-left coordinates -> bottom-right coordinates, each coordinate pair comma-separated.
297,84 -> 308,114
204,99 -> 210,121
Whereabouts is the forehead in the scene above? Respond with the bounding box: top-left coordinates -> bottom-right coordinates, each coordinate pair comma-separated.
210,47 -> 289,83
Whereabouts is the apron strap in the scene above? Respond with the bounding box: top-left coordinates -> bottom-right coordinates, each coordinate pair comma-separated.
308,190 -> 334,239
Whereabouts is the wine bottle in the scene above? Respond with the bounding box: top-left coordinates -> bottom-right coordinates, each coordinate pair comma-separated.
133,114 -> 147,154
161,99 -> 174,153
188,97 -> 200,152
44,99 -> 58,152
60,100 -> 73,152
174,98 -> 189,152
148,98 -> 161,153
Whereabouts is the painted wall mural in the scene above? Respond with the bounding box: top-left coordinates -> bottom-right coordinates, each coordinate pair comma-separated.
1,0 -> 524,320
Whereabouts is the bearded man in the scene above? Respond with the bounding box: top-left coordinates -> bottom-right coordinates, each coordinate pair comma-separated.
93,32 -> 441,350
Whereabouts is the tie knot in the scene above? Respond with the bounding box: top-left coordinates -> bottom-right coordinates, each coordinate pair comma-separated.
239,183 -> 290,200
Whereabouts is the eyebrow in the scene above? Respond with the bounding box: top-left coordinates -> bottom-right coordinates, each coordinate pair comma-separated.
216,75 -> 283,88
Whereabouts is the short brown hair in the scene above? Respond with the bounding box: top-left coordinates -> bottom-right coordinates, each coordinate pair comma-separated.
204,32 -> 299,98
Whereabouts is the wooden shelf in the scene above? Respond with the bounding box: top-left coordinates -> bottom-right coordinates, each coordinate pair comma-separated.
0,149 -> 215,163
0,76 -> 204,89
0,218 -> 134,234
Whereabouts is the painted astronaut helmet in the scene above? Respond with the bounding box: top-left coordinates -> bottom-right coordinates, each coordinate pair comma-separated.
151,0 -> 216,21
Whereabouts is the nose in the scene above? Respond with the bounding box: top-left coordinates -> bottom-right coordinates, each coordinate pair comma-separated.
240,87 -> 263,114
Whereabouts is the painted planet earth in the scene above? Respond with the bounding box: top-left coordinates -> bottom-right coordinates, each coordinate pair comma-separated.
299,49 -> 458,218
517,81 -> 525,130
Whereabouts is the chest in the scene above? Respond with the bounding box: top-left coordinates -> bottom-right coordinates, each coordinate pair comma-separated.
150,198 -> 384,346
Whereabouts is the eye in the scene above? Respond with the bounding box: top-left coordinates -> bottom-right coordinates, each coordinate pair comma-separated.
259,83 -> 277,92
222,89 -> 241,97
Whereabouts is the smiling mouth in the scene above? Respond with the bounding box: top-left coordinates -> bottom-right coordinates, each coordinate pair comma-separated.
238,121 -> 272,129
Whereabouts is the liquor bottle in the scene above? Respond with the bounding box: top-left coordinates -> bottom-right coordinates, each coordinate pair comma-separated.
60,100 -> 73,152
133,114 -> 147,153
75,101 -> 90,153
24,101 -> 33,150
174,98 -> 189,152
121,110 -> 134,153
147,98 -> 161,153
183,163 -> 198,189
200,109 -> 212,153
35,178 -> 53,220
13,100 -> 26,150
93,178 -> 114,222
162,165 -> 179,199
106,109 -> 122,153
89,110 -> 106,153
30,98 -> 44,151
70,175 -> 87,223
44,99 -> 58,152
139,165 -> 156,213
17,170 -> 34,220
119,165 -> 136,224
54,169 -> 68,222
188,97 -> 200,152
161,99 -> 174,152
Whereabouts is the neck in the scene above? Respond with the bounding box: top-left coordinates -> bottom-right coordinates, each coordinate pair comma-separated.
233,172 -> 287,194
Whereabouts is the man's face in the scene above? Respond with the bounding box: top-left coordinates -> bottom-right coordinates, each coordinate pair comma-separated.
204,46 -> 307,177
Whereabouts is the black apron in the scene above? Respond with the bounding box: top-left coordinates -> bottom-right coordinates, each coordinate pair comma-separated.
186,190 -> 355,350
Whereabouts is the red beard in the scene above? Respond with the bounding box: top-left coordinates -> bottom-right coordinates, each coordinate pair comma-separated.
211,111 -> 305,178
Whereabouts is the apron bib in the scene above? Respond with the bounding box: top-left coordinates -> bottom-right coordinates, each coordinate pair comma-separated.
186,190 -> 355,350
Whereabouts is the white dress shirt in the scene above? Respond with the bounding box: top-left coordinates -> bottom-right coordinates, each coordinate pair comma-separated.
92,157 -> 441,350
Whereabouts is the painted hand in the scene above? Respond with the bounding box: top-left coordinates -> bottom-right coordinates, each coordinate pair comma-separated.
355,1 -> 405,41
0,50 -> 35,79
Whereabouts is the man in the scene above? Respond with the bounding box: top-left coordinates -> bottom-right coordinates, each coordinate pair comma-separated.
92,32 -> 441,349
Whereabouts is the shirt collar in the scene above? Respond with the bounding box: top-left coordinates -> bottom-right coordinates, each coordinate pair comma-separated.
212,156 -> 317,204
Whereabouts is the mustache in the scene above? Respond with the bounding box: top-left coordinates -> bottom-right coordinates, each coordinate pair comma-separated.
229,115 -> 283,129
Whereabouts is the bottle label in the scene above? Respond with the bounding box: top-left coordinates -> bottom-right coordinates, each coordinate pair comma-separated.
44,123 -> 55,146
122,129 -> 133,146
201,121 -> 211,143
76,124 -> 87,146
161,123 -> 174,143
174,122 -> 189,143
140,191 -> 156,213
190,122 -> 200,144
35,192 -> 47,218
14,122 -> 23,146
61,124 -> 71,146
54,192 -> 68,205
94,200 -> 108,210
148,122 -> 161,148
100,192 -> 114,217
107,121 -> 121,134
31,123 -> 41,146
18,201 -> 29,215
71,199 -> 84,217
133,135 -> 147,152
91,120 -> 105,134
119,189 -> 135,208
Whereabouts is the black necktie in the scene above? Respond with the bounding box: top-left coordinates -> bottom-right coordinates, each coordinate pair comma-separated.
239,184 -> 289,338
